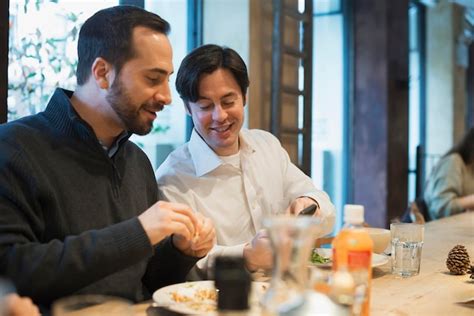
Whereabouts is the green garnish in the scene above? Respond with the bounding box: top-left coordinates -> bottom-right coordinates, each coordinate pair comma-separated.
311,252 -> 331,264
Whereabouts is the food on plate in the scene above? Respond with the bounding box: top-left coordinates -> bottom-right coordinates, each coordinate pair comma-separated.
169,287 -> 217,312
311,251 -> 331,264
155,281 -> 269,314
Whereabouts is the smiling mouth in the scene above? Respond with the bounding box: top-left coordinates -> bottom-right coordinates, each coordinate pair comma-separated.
144,103 -> 164,113
143,105 -> 164,116
210,124 -> 232,133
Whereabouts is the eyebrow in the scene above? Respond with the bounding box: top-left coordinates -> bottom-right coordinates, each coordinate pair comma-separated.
146,68 -> 174,76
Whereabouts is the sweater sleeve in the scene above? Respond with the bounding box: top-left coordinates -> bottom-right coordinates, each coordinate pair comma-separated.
424,155 -> 465,219
0,151 -> 153,305
157,185 -> 248,281
142,236 -> 198,293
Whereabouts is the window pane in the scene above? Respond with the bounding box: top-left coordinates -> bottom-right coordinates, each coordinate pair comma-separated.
314,0 -> 341,15
408,4 -> 421,202
8,0 -> 117,121
311,13 -> 344,230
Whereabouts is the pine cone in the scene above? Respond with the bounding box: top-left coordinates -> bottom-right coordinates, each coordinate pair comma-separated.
446,245 -> 471,275
470,265 -> 474,280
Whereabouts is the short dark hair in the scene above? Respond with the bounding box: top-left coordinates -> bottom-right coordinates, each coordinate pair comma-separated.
446,127 -> 474,164
76,5 -> 170,85
175,44 -> 249,106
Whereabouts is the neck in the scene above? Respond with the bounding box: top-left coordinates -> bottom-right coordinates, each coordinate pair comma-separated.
71,87 -> 123,147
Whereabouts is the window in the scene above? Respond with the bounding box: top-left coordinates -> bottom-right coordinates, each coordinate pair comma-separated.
8,0 -> 117,121
408,2 -> 426,201
311,0 -> 347,230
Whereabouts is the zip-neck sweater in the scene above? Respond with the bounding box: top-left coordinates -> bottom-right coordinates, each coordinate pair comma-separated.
0,89 -> 197,308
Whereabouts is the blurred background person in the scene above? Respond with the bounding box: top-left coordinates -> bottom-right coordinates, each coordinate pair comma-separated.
424,127 -> 474,219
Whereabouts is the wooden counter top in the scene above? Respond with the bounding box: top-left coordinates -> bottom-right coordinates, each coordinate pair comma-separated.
371,211 -> 474,315
132,212 -> 474,316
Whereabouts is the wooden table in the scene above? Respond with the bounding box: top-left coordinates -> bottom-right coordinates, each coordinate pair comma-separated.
133,212 -> 474,316
371,211 -> 474,315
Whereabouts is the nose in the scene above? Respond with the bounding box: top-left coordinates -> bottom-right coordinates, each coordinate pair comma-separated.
212,104 -> 228,122
154,82 -> 172,106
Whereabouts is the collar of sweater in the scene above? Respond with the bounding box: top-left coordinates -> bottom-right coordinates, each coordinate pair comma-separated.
43,88 -> 132,151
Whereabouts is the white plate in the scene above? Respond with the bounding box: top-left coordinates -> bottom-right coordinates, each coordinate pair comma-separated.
152,280 -> 268,315
310,248 -> 389,268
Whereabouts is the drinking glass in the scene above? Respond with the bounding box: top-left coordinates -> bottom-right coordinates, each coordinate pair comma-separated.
390,223 -> 424,277
52,295 -> 133,316
261,215 -> 326,314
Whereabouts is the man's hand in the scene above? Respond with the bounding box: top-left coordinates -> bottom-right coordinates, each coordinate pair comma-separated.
243,229 -> 273,272
4,294 -> 40,316
138,201 -> 199,246
285,197 -> 320,217
173,212 -> 216,257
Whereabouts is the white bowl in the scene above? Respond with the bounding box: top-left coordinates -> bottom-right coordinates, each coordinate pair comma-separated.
365,227 -> 391,254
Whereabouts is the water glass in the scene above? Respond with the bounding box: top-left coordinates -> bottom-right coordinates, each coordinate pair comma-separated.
390,223 -> 424,277
52,295 -> 133,316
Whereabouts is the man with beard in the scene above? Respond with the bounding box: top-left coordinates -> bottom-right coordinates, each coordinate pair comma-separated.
0,6 -> 215,312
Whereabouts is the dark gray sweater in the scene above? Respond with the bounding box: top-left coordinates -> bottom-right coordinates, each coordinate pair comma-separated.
0,89 -> 197,308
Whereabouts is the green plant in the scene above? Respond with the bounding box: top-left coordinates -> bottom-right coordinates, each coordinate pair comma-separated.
8,0 -> 80,120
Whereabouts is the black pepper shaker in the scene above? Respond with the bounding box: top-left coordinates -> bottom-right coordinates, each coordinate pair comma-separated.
214,256 -> 251,314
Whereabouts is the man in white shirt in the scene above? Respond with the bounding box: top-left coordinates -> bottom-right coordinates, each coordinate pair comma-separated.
156,44 -> 336,278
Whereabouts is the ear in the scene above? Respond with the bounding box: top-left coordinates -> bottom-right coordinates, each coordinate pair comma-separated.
91,57 -> 112,90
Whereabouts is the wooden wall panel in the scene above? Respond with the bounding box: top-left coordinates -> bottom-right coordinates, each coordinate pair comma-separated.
352,0 -> 409,227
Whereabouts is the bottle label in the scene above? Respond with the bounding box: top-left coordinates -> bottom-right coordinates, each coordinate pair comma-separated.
347,251 -> 371,270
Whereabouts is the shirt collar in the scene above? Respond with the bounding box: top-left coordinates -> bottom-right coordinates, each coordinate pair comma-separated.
100,131 -> 130,158
188,128 -> 256,177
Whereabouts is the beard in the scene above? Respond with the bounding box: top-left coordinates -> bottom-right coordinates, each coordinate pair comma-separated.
106,77 -> 160,135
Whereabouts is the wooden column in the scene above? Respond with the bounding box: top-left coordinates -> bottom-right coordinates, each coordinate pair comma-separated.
249,0 -> 273,130
467,43 -> 474,128
0,0 -> 9,124
352,0 -> 409,227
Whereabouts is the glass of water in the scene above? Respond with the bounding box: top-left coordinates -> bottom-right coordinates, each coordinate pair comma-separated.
390,223 -> 424,277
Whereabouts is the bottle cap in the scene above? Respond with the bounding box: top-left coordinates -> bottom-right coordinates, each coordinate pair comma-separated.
343,204 -> 365,224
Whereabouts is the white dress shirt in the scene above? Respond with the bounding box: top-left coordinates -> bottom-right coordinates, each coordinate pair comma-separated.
156,128 -> 336,278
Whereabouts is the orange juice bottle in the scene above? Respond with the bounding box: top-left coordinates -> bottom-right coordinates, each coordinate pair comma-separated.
332,205 -> 373,316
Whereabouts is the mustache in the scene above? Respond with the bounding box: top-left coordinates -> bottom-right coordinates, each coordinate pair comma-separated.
143,102 -> 165,112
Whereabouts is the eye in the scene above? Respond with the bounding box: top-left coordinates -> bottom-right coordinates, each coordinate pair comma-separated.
222,98 -> 236,107
198,103 -> 213,111
147,77 -> 162,85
